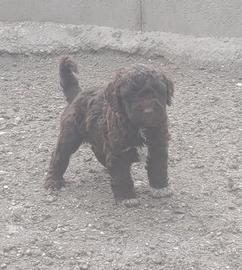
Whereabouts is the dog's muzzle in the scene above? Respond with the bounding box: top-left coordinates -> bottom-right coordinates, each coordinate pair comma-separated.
141,101 -> 166,127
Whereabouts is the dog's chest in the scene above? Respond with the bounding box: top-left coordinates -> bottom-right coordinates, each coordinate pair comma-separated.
124,128 -> 146,148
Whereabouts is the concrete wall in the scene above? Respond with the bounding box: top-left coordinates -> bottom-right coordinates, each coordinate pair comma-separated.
0,0 -> 242,37
0,0 -> 140,30
143,0 -> 242,37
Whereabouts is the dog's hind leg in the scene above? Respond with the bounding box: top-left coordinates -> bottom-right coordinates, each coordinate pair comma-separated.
44,118 -> 82,190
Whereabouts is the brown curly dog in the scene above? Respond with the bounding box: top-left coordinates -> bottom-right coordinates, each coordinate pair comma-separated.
44,56 -> 174,206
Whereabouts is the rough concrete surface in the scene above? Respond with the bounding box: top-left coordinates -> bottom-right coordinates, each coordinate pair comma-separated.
0,22 -> 242,66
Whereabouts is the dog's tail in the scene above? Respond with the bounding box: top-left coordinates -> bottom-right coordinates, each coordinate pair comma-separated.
59,56 -> 81,103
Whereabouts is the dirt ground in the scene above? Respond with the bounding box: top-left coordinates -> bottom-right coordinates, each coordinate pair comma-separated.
0,51 -> 241,270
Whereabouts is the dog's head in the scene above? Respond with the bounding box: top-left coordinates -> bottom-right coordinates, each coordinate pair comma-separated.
105,65 -> 174,128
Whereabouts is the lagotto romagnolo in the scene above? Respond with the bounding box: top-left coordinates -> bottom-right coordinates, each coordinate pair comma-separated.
44,56 -> 174,207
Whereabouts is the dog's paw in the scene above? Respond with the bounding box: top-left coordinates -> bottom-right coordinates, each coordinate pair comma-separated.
44,177 -> 65,190
122,198 -> 141,208
150,186 -> 173,198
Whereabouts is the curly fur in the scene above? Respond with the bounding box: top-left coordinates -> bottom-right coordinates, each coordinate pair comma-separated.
44,56 -> 174,202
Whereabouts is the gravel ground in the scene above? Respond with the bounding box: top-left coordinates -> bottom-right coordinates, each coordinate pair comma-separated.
0,51 -> 241,270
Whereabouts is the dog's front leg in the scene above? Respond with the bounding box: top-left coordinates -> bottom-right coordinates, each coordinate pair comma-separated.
44,119 -> 81,190
146,127 -> 172,198
107,149 -> 140,206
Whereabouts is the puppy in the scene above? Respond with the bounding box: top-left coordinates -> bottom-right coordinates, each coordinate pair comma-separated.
44,56 -> 174,206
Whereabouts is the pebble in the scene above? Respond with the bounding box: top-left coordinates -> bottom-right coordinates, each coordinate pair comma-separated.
7,224 -> 23,235
0,263 -> 7,269
174,209 -> 185,214
79,261 -> 89,270
153,257 -> 162,265
24,202 -> 34,208
25,249 -> 32,256
45,195 -> 56,203
107,257 -> 113,262
42,257 -> 54,266
10,205 -> 26,222
14,117 -> 21,125
84,157 -> 92,162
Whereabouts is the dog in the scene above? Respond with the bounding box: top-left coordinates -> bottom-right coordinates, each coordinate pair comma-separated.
44,56 -> 174,206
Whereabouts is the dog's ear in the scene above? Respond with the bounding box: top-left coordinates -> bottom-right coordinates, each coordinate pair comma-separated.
162,75 -> 174,106
105,80 -> 127,150
105,81 -> 121,113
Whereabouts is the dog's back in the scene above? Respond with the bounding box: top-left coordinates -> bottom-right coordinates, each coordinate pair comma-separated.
59,56 -> 81,103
